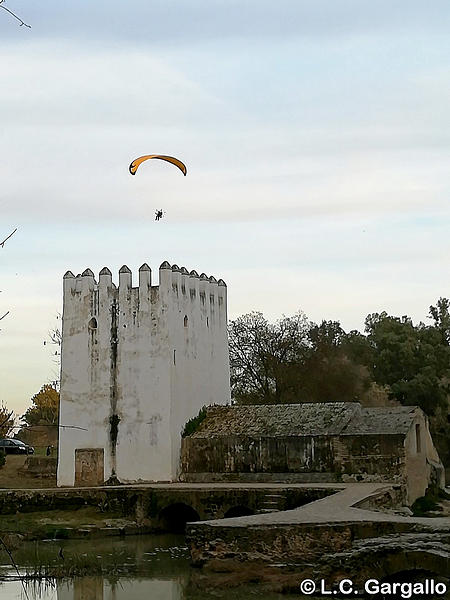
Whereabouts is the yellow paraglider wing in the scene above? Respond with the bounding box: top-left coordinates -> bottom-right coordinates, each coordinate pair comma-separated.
129,155 -> 187,176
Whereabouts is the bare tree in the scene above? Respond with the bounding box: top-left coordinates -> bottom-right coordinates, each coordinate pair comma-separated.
43,313 -> 62,388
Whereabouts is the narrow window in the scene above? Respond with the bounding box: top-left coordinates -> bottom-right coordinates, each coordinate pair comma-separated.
415,423 -> 421,454
206,317 -> 209,328
173,349 -> 176,365
184,315 -> 188,327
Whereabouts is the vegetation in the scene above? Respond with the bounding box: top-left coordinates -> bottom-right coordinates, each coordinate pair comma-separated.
0,402 -> 15,438
229,298 -> 450,466
21,384 -> 59,427
229,311 -> 376,406
182,406 -> 207,438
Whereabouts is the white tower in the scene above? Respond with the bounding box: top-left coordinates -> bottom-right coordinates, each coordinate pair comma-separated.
57,261 -> 230,486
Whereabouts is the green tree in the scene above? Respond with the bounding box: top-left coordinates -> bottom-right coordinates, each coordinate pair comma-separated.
21,384 -> 59,427
362,305 -> 450,466
299,320 -> 372,403
429,297 -> 450,346
364,310 -> 450,415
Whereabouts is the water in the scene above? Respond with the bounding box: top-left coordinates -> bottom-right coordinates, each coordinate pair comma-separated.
0,535 -> 291,600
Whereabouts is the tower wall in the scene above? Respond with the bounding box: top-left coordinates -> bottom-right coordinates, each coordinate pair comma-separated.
57,261 -> 230,487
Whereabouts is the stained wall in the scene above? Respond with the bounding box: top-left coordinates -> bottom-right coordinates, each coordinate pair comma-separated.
57,262 -> 230,486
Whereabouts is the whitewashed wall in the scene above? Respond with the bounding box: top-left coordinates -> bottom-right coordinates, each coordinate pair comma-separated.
57,262 -> 230,486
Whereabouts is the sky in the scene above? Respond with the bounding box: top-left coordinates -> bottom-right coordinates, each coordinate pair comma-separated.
1,1 -> 450,415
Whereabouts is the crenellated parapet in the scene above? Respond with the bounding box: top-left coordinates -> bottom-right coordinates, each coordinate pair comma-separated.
64,262 -> 226,297
62,261 -> 228,329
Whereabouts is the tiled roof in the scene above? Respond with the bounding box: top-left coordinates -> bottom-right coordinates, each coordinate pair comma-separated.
189,403 -> 419,438
341,406 -> 419,435
191,403 -> 361,437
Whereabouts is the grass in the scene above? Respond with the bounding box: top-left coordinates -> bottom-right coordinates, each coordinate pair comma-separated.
0,507 -> 126,539
19,553 -> 124,578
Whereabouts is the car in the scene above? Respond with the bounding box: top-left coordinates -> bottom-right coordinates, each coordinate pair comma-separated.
0,439 -> 35,454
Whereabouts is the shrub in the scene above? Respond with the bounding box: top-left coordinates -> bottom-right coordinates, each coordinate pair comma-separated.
182,406 -> 207,438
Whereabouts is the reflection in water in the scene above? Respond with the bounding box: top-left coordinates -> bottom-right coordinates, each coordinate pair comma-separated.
0,578 -> 184,600
0,535 -> 289,600
57,578 -> 183,600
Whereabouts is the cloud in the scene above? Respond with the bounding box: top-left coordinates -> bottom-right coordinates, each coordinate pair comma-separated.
3,1 -> 450,44
2,2 -> 450,412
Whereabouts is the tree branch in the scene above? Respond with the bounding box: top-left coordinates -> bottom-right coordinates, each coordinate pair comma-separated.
0,228 -> 17,248
0,2 -> 31,28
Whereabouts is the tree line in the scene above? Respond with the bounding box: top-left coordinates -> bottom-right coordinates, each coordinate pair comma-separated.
229,298 -> 450,467
2,298 -> 449,467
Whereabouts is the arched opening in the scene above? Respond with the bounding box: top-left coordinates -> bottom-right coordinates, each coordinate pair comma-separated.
223,505 -> 254,519
358,548 -> 450,583
183,315 -> 188,327
158,503 -> 200,533
88,317 -> 98,330
378,569 -> 448,593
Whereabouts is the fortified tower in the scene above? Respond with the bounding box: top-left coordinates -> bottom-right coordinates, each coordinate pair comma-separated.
57,262 -> 230,486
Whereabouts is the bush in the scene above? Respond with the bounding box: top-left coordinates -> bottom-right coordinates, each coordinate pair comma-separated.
182,406 -> 207,438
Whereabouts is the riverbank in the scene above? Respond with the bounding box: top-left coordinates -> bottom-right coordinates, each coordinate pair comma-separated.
187,483 -> 450,584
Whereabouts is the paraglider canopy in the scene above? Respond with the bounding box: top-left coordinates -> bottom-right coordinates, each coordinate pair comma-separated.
129,155 -> 187,176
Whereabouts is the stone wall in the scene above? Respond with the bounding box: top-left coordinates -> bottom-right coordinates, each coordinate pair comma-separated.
336,434 -> 406,483
18,457 -> 57,478
186,520 -> 415,567
181,434 -> 407,484
181,435 -> 335,475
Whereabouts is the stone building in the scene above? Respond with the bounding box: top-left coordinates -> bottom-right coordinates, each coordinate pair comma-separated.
181,402 -> 445,504
57,262 -> 230,486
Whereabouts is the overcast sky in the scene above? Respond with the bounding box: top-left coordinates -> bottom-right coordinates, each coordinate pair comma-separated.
1,1 -> 450,414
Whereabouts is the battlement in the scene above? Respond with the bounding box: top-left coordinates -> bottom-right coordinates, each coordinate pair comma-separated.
63,261 -> 226,297
62,260 -> 228,333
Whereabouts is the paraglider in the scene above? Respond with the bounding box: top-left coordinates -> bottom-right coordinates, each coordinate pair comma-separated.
129,155 -> 187,177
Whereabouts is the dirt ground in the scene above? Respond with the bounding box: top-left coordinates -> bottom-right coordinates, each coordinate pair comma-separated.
0,455 -> 56,489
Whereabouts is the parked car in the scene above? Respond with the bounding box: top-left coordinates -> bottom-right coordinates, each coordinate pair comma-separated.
0,439 -> 35,454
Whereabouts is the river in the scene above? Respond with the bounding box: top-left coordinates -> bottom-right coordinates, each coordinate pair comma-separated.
0,534 -> 301,600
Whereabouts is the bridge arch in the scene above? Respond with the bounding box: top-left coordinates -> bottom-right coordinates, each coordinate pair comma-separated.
354,549 -> 449,583
158,502 -> 200,533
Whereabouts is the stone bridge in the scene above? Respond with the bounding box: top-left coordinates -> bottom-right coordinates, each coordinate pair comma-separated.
0,483 -> 338,533
186,483 -> 450,582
